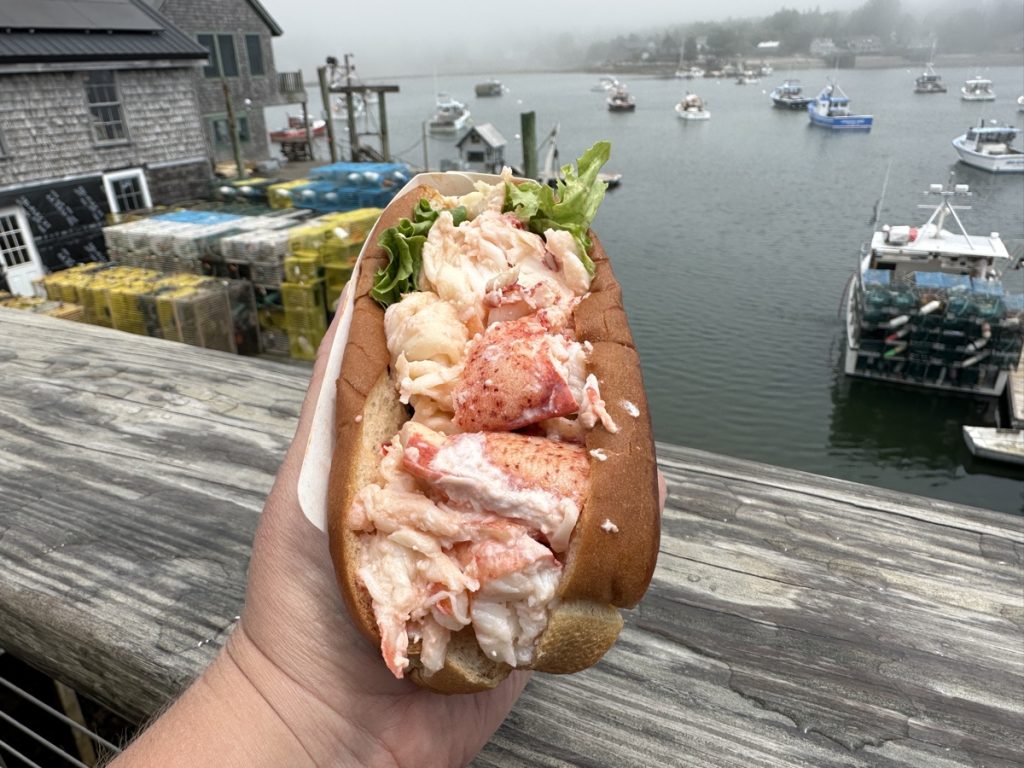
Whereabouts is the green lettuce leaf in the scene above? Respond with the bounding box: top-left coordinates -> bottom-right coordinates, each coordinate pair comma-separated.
504,141 -> 611,275
370,200 -> 466,307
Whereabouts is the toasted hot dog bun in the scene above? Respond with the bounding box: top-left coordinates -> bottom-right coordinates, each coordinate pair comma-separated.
327,184 -> 660,693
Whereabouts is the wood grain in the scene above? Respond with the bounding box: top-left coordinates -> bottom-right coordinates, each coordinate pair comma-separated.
1,307 -> 1021,767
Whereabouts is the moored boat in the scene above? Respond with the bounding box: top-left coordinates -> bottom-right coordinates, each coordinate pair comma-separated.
607,85 -> 636,112
914,62 -> 947,94
591,75 -> 619,92
736,71 -> 760,85
952,121 -> 1024,173
676,66 -> 704,79
963,426 -> 1024,466
675,92 -> 710,120
843,182 -> 1023,397
269,115 -> 326,143
770,79 -> 813,109
474,79 -> 507,97
961,76 -> 995,101
808,81 -> 872,130
427,92 -> 471,134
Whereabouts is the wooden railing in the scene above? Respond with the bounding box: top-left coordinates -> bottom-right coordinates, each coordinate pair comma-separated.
1,308 -> 1021,766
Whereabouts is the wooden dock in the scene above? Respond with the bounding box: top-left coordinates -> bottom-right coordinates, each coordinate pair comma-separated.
1,308 -> 1022,767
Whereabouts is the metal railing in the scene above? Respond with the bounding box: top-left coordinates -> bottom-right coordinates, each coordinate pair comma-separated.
0,650 -> 122,768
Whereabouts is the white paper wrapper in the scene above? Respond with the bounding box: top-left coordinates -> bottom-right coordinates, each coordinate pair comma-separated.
297,171 -> 511,531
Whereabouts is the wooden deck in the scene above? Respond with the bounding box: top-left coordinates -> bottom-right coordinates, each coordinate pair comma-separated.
1,308 -> 1022,767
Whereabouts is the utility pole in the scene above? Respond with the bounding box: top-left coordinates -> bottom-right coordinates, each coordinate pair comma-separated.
343,53 -> 359,161
317,64 -> 338,163
213,41 -> 246,179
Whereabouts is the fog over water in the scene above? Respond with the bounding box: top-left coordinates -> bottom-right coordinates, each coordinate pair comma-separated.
260,0 -> 868,78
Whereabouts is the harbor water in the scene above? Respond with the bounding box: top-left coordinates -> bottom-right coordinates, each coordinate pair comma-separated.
269,66 -> 1024,513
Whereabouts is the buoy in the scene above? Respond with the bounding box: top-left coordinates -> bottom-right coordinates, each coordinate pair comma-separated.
887,314 -> 910,329
918,300 -> 941,315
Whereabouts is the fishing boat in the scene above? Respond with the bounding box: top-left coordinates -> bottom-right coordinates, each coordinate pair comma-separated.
914,62 -> 947,94
676,66 -> 704,79
427,93 -> 471,134
770,79 -> 813,109
963,426 -> 1024,466
807,81 -> 873,130
952,121 -> 1024,173
675,93 -> 710,120
1017,95 -> 1024,112
843,182 -> 1024,397
474,79 -> 507,97
607,85 -> 636,112
268,115 -> 326,143
736,72 -> 760,85
961,76 -> 995,101
536,123 -> 622,189
591,75 -> 619,92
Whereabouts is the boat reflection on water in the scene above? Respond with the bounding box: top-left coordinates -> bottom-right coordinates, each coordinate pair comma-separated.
828,374 -> 1005,475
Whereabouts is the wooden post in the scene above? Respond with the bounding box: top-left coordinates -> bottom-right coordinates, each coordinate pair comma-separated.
521,111 -> 537,180
378,92 -> 391,161
301,101 -> 313,161
317,65 -> 338,163
344,54 -> 359,161
214,39 -> 245,180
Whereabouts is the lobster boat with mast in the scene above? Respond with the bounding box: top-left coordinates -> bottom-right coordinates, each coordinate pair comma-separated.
843,182 -> 1023,397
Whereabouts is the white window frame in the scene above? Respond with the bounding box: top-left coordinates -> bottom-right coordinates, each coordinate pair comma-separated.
102,168 -> 152,214
0,205 -> 44,296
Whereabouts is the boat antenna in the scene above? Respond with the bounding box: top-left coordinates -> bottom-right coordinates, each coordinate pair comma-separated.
870,159 -> 893,227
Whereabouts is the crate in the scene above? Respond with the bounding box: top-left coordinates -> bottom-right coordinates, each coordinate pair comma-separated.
260,327 -> 290,356
280,280 -> 325,313
325,284 -> 344,313
250,260 -> 284,288
324,263 -> 353,288
322,237 -> 363,265
285,305 -> 327,334
267,179 -> 310,209
288,328 -> 324,361
155,282 -> 236,353
283,254 -> 322,283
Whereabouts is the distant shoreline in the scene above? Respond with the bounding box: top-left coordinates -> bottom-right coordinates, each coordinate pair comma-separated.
342,53 -> 1022,82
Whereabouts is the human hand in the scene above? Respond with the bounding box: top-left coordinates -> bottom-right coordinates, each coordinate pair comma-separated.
114,295 -> 666,768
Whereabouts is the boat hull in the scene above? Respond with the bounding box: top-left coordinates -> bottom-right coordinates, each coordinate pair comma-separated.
961,92 -> 996,101
808,110 -> 873,130
952,137 -> 1024,173
428,115 -> 470,134
772,96 -> 813,109
608,103 -> 636,112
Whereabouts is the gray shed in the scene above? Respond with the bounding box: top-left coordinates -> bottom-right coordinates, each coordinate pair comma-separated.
455,123 -> 507,174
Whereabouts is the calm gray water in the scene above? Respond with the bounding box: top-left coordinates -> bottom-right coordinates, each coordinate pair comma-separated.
270,67 -> 1024,513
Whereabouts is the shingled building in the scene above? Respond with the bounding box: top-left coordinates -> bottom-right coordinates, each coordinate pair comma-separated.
0,0 -> 212,293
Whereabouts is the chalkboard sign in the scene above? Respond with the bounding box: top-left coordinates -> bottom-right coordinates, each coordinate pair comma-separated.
0,175 -> 111,271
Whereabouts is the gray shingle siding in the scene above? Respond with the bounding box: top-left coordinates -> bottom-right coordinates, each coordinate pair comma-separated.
157,0 -> 283,164
0,68 -> 208,187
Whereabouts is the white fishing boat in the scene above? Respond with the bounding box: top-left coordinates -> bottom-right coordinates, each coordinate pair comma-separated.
736,71 -> 760,85
961,76 -> 995,101
427,93 -> 471,134
676,66 -> 704,79
675,93 -> 710,120
952,121 -> 1024,173
536,123 -> 622,189
591,75 -> 619,92
843,182 -> 1023,397
963,426 -> 1024,466
1018,95 -> 1024,112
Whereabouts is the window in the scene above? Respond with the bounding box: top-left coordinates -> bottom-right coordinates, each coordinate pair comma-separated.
210,116 -> 250,146
0,210 -> 33,270
84,71 -> 127,144
245,35 -> 265,76
103,169 -> 152,214
197,34 -> 239,78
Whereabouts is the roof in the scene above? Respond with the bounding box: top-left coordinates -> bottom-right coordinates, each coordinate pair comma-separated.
456,122 -> 506,149
0,0 -> 209,64
142,0 -> 282,36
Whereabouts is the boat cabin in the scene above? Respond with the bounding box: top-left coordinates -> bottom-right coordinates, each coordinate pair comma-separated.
455,123 -> 507,174
964,125 -> 1019,151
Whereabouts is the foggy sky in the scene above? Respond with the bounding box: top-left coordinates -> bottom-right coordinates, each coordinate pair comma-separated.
260,0 -> 865,79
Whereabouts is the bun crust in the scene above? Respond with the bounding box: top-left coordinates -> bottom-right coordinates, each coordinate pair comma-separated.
327,185 -> 660,692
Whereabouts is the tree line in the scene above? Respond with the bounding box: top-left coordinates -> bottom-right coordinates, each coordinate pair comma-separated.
581,0 -> 1024,66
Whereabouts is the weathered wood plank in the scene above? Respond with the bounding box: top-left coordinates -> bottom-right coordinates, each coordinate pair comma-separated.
1,308 -> 1021,767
